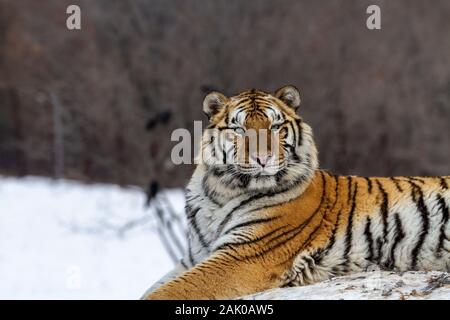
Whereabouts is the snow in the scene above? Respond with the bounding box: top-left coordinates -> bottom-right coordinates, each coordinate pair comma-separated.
0,176 -> 186,300
244,271 -> 450,300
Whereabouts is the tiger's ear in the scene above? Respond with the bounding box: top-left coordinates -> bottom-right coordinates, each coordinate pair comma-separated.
274,85 -> 301,110
203,92 -> 228,120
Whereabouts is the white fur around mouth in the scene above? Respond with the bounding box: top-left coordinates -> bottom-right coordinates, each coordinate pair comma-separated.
236,165 -> 284,177
237,158 -> 291,174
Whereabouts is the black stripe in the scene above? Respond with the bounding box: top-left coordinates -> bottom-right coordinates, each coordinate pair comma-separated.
376,238 -> 383,265
409,184 -> 431,270
440,177 -> 449,190
222,148 -> 227,164
406,179 -> 422,191
187,240 -> 195,266
214,244 -> 243,261
234,107 -> 246,122
187,206 -> 210,251
202,175 -> 222,207
215,192 -> 268,235
365,177 -> 373,194
211,167 -> 225,178
216,225 -> 287,251
237,173 -> 251,188
286,122 -> 297,147
346,176 -> 354,203
216,250 -> 242,262
248,178 -> 303,212
265,106 -> 277,115
317,176 -> 343,261
385,213 -> 405,269
408,177 -> 426,185
223,216 -> 281,235
285,144 -> 300,162
216,126 -> 229,131
295,119 -> 303,147
343,181 -> 358,268
376,180 -> 389,244
436,194 -> 449,257
180,259 -> 188,269
391,177 -> 404,193
364,217 -> 374,262
186,205 -> 199,220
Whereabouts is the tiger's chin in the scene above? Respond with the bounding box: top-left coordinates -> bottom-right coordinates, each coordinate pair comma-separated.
236,164 -> 288,191
246,175 -> 279,191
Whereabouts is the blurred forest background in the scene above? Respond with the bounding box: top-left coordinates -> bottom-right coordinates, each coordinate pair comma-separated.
1,0 -> 450,189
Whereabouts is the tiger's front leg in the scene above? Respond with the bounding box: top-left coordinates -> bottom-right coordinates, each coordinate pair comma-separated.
143,249 -> 289,300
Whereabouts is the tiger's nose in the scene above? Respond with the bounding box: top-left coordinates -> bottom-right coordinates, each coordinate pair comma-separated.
251,153 -> 272,167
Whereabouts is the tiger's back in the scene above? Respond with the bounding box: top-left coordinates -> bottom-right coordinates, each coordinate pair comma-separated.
258,172 -> 450,286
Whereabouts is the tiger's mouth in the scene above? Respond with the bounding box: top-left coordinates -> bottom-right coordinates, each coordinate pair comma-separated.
236,161 -> 287,177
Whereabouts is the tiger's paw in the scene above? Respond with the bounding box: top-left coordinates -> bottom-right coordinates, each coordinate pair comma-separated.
285,252 -> 331,286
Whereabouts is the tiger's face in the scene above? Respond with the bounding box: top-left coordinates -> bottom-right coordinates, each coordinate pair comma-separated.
200,85 -> 318,191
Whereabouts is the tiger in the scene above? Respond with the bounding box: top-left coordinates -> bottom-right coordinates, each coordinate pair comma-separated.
142,85 -> 450,300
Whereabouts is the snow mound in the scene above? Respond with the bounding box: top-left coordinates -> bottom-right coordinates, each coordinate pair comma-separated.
244,271 -> 450,300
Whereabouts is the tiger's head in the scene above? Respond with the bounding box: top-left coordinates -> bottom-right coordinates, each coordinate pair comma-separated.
199,85 -> 318,192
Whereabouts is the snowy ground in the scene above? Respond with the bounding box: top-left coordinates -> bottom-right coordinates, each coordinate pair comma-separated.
0,176 -> 186,300
245,271 -> 450,300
